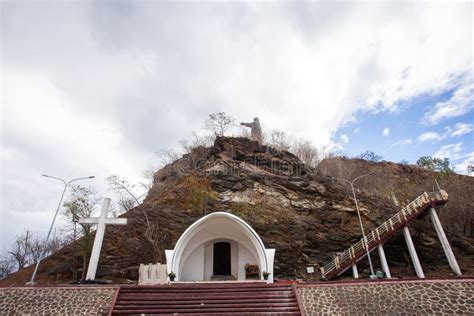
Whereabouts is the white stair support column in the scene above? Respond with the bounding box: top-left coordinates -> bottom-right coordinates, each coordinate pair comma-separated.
79,198 -> 128,280
402,226 -> 425,278
377,244 -> 391,278
429,208 -> 462,276
352,264 -> 359,279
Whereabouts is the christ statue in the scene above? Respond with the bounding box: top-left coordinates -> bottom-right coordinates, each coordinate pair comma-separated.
241,117 -> 263,144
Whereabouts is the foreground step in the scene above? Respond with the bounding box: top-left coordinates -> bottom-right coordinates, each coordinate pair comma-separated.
113,302 -> 299,309
112,283 -> 302,315
115,298 -> 297,305
113,307 -> 301,314
115,312 -> 301,316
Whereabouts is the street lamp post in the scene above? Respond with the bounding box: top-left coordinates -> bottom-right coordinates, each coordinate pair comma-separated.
27,175 -> 94,285
326,172 -> 376,278
72,213 -> 79,282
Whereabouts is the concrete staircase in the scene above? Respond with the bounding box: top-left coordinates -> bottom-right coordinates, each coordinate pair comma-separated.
320,190 -> 449,280
111,282 -> 302,315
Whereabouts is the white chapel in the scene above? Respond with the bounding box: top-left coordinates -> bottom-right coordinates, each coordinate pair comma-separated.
165,212 -> 275,283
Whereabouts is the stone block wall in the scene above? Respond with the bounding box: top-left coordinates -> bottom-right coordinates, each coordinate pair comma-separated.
0,286 -> 117,315
297,279 -> 474,315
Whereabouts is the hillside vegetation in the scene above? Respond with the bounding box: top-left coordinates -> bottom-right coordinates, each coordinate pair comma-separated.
2,137 -> 473,286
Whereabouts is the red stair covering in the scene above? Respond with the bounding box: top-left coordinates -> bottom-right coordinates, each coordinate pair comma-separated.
111,282 -> 302,315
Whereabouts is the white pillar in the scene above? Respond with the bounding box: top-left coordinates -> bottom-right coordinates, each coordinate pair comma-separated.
402,226 -> 425,278
265,249 -> 275,283
165,250 -> 174,280
377,244 -> 391,278
352,264 -> 359,279
429,208 -> 462,276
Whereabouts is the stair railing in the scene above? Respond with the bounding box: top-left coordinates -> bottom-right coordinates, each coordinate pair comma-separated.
321,190 -> 448,278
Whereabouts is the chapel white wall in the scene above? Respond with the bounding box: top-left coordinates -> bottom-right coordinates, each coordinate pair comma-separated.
204,243 -> 213,280
238,243 -> 258,280
180,244 -> 205,281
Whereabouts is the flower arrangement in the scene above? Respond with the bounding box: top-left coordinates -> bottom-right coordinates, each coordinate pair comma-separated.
262,271 -> 270,280
168,272 -> 176,281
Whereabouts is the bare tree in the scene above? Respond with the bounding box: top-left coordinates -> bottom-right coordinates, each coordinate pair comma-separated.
27,233 -> 44,265
107,175 -> 167,262
357,150 -> 383,162
49,228 -> 69,253
262,128 -> 338,169
264,129 -> 292,152
4,228 -> 68,275
8,229 -> 31,269
467,164 -> 473,175
142,200 -> 169,263
0,257 -> 14,279
292,140 -> 339,168
141,164 -> 159,192
180,132 -> 214,154
292,140 -> 320,168
155,149 -> 180,169
204,112 -> 235,136
107,175 -> 147,213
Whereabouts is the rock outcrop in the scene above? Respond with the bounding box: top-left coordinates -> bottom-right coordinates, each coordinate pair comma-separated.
2,137 -> 473,285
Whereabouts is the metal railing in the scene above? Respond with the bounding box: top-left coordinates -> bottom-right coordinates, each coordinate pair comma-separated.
320,190 -> 448,278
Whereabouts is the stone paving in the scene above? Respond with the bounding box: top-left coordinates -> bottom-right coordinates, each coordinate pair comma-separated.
297,279 -> 474,315
0,287 -> 117,315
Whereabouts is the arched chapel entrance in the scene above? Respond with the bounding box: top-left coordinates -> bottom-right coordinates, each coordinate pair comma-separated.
213,242 -> 231,276
165,212 -> 275,283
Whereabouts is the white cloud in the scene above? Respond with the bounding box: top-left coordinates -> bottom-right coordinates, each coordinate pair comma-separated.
1,70 -> 153,253
433,142 -> 474,174
385,138 -> 412,152
417,132 -> 443,143
417,122 -> 473,144
449,122 -> 474,137
353,128 -> 360,134
433,142 -> 464,160
382,128 -> 390,137
1,2 -> 472,251
394,138 -> 413,146
424,83 -> 474,125
340,134 -> 349,144
454,152 -> 474,175
2,2 -> 472,144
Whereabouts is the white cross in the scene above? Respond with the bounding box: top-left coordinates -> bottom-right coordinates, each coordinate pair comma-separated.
79,198 -> 127,280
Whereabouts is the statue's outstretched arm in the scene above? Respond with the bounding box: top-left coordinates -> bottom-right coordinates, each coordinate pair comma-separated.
241,122 -> 252,127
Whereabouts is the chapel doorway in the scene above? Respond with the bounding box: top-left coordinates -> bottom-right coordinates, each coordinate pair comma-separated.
213,242 -> 231,276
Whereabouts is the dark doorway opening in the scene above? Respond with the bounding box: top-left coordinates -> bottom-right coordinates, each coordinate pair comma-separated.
213,242 -> 231,276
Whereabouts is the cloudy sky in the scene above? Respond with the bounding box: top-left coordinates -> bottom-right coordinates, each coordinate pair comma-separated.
1,1 -> 473,254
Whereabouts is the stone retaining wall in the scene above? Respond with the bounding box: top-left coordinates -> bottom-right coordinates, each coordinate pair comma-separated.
0,286 -> 117,315
297,279 -> 474,315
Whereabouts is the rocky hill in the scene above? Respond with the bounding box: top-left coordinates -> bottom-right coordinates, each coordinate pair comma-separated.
2,137 -> 473,285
